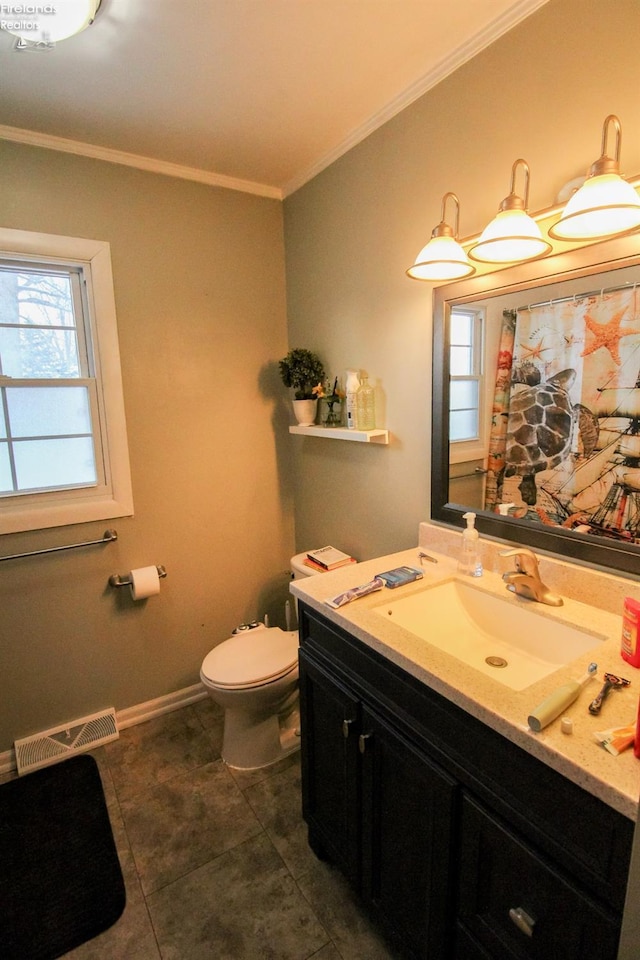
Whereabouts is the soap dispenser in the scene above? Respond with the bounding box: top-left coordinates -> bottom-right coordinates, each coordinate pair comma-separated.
459,512 -> 483,577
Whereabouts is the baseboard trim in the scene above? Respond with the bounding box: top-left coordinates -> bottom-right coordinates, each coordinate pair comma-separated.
0,683 -> 208,776
115,683 -> 208,730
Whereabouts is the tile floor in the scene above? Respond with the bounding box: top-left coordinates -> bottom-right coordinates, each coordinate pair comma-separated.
7,699 -> 401,959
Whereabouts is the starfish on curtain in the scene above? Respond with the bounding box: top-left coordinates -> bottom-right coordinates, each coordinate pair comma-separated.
581,307 -> 640,365
519,337 -> 552,361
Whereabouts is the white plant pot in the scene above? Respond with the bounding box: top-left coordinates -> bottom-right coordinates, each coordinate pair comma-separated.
292,398 -> 318,426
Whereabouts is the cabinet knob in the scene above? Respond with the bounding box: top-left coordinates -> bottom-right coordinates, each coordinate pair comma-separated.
358,733 -> 372,754
508,906 -> 536,938
342,719 -> 355,738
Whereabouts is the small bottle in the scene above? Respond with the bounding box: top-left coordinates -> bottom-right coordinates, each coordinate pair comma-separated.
345,369 -> 360,430
458,511 -> 483,577
621,597 -> 640,668
356,376 -> 376,431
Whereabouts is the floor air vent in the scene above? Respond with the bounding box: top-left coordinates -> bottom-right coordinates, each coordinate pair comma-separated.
14,708 -> 119,775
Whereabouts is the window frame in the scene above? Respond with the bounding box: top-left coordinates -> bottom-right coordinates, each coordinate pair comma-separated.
0,227 -> 133,534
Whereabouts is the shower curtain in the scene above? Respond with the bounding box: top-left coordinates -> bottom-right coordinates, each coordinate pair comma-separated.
484,285 -> 640,537
484,309 -> 516,511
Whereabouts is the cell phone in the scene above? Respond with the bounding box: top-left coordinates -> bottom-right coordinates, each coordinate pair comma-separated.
375,566 -> 423,588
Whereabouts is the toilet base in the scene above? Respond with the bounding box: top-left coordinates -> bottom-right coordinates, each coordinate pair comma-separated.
221,703 -> 300,771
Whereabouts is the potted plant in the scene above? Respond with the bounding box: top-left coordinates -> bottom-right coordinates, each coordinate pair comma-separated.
278,348 -> 325,425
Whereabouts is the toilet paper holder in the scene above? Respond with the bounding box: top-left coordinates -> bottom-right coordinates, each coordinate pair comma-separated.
109,565 -> 167,588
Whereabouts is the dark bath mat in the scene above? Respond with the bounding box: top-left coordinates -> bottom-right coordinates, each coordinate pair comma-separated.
0,753 -> 126,959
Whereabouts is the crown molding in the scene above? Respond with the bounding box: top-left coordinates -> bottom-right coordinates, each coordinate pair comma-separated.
0,124 -> 283,200
282,0 -> 550,197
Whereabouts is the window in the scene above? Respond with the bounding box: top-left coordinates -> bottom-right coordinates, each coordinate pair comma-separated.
0,228 -> 133,534
449,307 -> 484,453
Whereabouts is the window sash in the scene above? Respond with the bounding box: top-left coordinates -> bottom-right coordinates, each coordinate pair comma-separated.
0,378 -> 104,498
0,262 -> 90,379
0,258 -> 106,500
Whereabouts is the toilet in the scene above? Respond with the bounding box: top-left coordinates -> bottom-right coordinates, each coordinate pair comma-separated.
199,553 -> 322,770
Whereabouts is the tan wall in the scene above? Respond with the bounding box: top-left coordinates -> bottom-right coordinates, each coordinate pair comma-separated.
283,0 -> 640,562
1,0 -> 639,756
0,141 -> 293,753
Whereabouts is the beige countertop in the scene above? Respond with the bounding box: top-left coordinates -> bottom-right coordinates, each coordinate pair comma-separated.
291,546 -> 640,821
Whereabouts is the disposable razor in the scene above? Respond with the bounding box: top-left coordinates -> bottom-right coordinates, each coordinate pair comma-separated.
588,673 -> 631,715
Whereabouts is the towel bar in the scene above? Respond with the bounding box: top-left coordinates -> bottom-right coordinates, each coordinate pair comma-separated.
0,529 -> 118,562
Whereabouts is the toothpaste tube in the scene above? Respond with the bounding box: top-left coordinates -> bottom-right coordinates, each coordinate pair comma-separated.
594,723 -> 636,756
325,578 -> 385,609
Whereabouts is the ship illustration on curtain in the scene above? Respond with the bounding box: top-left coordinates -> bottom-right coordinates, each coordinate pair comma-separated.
486,283 -> 640,543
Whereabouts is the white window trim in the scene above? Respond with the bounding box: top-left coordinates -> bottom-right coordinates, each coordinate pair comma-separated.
0,227 -> 133,533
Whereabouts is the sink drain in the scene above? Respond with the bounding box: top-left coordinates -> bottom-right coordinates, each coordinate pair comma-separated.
485,655 -> 508,669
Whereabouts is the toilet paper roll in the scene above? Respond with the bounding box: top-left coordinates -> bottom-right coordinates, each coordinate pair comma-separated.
129,566 -> 161,601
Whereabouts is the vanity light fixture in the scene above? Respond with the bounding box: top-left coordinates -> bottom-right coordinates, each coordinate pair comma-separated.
406,192 -> 476,282
5,0 -> 102,48
549,115 -> 640,242
468,159 -> 552,264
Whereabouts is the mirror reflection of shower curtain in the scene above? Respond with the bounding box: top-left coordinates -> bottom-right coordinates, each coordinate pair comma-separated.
484,309 -> 516,511
484,285 -> 640,541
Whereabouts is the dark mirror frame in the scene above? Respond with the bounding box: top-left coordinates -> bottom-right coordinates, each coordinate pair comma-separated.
431,232 -> 640,578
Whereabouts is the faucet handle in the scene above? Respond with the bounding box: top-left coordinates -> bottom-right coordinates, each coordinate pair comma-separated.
499,547 -> 540,577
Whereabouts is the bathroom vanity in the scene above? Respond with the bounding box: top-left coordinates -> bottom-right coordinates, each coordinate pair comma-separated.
291,544 -> 640,960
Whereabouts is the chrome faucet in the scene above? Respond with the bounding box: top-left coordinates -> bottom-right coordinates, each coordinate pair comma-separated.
500,548 -> 563,607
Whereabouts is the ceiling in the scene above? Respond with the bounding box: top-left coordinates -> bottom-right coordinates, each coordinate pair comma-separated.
0,0 -> 548,198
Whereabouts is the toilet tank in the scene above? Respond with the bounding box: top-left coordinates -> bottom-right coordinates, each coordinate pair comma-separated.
291,552 -> 323,579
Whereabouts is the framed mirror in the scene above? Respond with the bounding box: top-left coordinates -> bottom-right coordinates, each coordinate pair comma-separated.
432,231 -> 640,577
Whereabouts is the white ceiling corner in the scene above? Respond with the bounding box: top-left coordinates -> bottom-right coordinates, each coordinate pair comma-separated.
0,0 -> 550,199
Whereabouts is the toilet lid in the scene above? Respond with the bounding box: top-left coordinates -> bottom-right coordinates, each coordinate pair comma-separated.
201,627 -> 299,688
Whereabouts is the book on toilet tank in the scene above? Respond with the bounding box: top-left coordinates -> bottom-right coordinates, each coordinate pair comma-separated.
306,546 -> 356,570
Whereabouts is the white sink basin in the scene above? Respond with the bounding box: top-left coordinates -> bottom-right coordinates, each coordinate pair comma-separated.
373,578 -> 605,690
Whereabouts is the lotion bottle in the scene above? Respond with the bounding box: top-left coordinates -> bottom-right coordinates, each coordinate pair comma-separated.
459,511 -> 482,577
345,369 -> 360,430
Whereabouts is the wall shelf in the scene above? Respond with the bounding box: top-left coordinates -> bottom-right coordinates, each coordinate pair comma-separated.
289,424 -> 389,444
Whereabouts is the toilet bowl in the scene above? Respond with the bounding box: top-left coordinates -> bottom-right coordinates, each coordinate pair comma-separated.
200,624 -> 300,770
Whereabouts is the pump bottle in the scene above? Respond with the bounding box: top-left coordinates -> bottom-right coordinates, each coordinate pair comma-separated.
458,511 -> 483,577
345,369 -> 360,430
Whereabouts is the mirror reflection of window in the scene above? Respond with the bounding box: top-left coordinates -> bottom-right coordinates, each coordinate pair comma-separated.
449,308 -> 483,444
449,307 -> 486,509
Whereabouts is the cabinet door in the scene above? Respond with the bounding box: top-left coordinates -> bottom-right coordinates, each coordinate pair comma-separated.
359,705 -> 458,960
298,650 -> 360,882
456,794 -> 620,960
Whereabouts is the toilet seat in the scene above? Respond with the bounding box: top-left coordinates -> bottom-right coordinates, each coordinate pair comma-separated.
201,626 -> 299,690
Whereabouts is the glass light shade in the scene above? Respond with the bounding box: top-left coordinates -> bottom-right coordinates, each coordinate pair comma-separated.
469,209 -> 552,263
549,173 -> 640,241
406,235 -> 475,282
4,1 -> 101,43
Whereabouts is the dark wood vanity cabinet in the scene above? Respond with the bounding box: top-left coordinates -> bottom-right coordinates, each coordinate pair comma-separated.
300,652 -> 456,958
455,794 -> 621,960
297,602 -> 634,960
